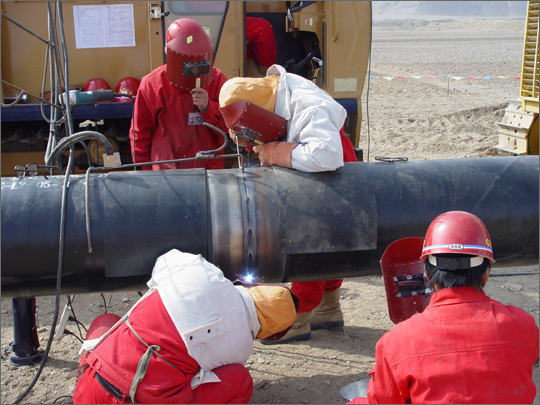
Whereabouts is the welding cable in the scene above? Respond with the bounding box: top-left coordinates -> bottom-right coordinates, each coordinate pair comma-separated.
68,296 -> 88,338
43,5 -> 67,161
14,146 -> 74,404
57,1 -> 74,136
490,271 -> 539,277
0,88 -> 26,107
52,395 -> 73,404
125,95 -> 138,168
100,293 -> 114,314
365,1 -> 373,163
68,316 -> 89,340
199,122 -> 229,154
46,130 -> 114,167
13,4 -> 75,400
62,329 -> 84,344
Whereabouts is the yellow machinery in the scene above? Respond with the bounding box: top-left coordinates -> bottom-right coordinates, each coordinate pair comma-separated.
1,1 -> 372,175
495,1 -> 539,155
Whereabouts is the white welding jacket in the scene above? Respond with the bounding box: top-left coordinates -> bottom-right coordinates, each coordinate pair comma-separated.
79,249 -> 260,390
147,250 -> 261,388
267,64 -> 346,172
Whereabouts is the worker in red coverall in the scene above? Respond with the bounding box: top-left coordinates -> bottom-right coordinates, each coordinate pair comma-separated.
245,16 -> 277,77
348,211 -> 539,404
130,18 -> 229,171
219,65 -> 358,343
72,249 -> 298,404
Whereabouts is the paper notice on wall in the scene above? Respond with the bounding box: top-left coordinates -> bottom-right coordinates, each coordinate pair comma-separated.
73,4 -> 136,49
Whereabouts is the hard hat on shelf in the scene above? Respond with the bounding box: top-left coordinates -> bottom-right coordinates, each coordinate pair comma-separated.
114,77 -> 140,102
83,78 -> 113,103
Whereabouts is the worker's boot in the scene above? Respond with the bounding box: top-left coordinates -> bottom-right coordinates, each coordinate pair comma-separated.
311,289 -> 344,330
260,311 -> 312,344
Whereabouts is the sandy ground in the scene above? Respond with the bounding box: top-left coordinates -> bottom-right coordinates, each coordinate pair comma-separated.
1,18 -> 539,404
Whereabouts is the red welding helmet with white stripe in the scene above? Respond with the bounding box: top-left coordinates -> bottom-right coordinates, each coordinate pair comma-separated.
420,211 -> 495,268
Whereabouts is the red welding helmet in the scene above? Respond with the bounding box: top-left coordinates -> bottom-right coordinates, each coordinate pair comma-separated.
114,77 -> 140,102
420,211 -> 495,266
380,237 -> 431,324
166,18 -> 214,92
85,313 -> 121,341
220,100 -> 287,145
83,78 -> 113,103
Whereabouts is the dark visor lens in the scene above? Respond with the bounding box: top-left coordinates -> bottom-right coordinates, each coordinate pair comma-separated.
183,60 -> 211,76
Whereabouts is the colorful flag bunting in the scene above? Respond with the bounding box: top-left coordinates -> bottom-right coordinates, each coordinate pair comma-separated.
366,74 -> 519,80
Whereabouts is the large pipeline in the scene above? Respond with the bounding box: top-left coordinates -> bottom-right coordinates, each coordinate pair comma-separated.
1,156 -> 538,297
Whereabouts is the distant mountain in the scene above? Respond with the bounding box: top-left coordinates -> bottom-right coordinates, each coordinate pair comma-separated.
371,1 -> 528,20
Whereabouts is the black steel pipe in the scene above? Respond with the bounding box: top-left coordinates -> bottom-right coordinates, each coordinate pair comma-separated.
1,156 -> 538,297
9,297 -> 44,366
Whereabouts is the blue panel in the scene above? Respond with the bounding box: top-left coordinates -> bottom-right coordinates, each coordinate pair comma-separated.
1,103 -> 135,122
334,98 -> 358,113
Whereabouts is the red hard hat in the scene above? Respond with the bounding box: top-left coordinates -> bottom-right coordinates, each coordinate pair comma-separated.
84,78 -> 111,92
420,211 -> 495,264
83,78 -> 113,103
165,18 -> 213,91
115,77 -> 140,102
85,313 -> 121,341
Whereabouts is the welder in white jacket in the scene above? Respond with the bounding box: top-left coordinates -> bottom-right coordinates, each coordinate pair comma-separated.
73,250 -> 298,404
219,64 -> 358,344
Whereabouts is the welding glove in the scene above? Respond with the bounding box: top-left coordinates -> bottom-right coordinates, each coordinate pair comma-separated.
253,141 -> 297,168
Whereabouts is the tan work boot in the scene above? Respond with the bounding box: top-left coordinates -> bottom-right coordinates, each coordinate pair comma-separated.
311,289 -> 344,330
259,311 -> 312,344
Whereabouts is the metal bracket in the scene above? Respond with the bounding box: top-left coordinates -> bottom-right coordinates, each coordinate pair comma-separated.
102,152 -> 122,168
55,296 -> 74,338
150,5 -> 169,19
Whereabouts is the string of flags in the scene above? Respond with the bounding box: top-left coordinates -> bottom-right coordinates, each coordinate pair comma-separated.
369,75 -> 521,81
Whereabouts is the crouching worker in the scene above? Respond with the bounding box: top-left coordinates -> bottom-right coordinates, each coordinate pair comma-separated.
72,249 -> 298,404
349,211 -> 539,404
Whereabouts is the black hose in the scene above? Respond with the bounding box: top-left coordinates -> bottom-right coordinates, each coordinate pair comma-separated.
199,122 -> 229,154
46,130 -> 114,166
490,272 -> 539,277
13,146 -> 74,405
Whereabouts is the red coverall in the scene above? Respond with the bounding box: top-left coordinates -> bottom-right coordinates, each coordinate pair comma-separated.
130,65 -> 229,171
359,287 -> 539,404
72,292 -> 253,404
292,130 -> 358,312
246,17 -> 277,68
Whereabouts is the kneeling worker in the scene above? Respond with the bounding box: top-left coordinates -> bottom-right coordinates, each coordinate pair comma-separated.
350,211 -> 539,404
72,249 -> 298,404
